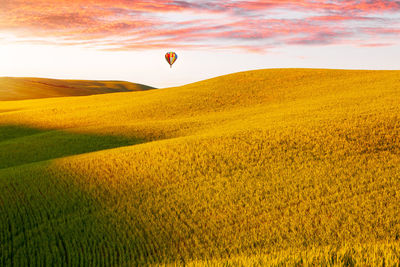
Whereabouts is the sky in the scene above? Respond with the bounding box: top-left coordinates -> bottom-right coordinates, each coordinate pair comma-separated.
0,0 -> 399,88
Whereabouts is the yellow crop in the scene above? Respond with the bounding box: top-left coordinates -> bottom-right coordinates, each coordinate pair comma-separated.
0,77 -> 153,100
0,69 -> 399,266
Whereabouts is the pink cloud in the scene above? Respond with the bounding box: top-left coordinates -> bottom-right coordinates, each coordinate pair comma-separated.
358,42 -> 395,47
0,0 -> 399,52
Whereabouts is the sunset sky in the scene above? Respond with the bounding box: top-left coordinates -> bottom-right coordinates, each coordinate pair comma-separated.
0,0 -> 399,88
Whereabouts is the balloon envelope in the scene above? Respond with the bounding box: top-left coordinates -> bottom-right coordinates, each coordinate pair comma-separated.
165,52 -> 178,68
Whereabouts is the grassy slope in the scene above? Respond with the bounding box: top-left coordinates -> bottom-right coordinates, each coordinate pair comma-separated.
0,77 -> 155,100
0,69 -> 400,266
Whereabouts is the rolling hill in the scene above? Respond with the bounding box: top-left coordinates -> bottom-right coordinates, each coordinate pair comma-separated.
0,77 -> 155,100
0,69 -> 399,266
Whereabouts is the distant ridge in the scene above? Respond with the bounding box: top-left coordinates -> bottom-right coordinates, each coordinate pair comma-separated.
0,77 -> 155,100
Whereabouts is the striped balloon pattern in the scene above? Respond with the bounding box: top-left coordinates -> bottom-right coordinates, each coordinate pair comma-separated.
165,52 -> 178,68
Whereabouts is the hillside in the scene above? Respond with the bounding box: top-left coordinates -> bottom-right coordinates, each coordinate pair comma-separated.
0,77 -> 155,100
0,69 -> 399,266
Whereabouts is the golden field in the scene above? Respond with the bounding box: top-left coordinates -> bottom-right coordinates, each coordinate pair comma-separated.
0,77 -> 154,100
0,69 -> 399,266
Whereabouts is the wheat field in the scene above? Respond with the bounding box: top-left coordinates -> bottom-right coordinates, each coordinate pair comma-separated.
0,77 -> 154,101
0,69 -> 399,266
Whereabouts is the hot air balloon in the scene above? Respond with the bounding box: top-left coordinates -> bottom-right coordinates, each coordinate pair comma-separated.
165,52 -> 178,68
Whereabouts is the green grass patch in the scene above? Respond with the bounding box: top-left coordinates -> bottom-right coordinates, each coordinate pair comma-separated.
0,125 -> 144,169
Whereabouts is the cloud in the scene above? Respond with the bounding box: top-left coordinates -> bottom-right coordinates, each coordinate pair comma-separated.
0,0 -> 399,52
358,42 -> 395,47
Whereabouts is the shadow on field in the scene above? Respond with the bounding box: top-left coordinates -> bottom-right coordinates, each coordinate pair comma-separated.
0,124 -> 145,169
0,124 -> 152,266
